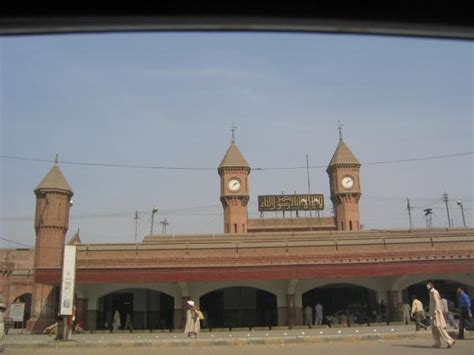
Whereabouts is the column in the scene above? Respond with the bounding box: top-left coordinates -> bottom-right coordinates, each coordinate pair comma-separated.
27,284 -> 58,333
76,298 -> 88,330
174,296 -> 190,330
386,290 -> 400,322
287,294 -> 296,327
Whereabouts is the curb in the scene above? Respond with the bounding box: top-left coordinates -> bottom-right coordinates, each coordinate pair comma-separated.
4,331 -> 435,349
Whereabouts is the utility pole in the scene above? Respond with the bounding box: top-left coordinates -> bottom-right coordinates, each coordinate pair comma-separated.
442,193 -> 451,228
457,200 -> 467,227
306,154 -> 312,217
295,191 -> 299,218
424,208 -> 433,228
134,211 -> 139,243
407,198 -> 413,230
282,191 -> 285,218
160,219 -> 169,235
150,207 -> 158,236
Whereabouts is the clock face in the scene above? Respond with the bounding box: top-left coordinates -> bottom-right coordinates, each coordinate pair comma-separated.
228,178 -> 241,192
341,176 -> 354,189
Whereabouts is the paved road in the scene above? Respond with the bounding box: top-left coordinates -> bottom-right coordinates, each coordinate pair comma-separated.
5,338 -> 473,355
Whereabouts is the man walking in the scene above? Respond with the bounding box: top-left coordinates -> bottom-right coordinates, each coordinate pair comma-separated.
124,313 -> 133,333
427,280 -> 455,348
410,295 -> 427,330
457,287 -> 472,340
112,309 -> 121,332
441,296 -> 457,329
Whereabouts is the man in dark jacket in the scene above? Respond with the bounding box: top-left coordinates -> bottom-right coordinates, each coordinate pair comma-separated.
457,287 -> 472,339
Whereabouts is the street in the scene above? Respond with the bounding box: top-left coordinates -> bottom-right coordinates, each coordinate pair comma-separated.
5,338 -> 473,355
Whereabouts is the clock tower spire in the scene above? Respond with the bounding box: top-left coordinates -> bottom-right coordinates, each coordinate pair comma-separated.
218,134 -> 250,234
327,129 -> 362,231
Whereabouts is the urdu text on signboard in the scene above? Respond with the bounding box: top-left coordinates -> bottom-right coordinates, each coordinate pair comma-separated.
258,194 -> 324,212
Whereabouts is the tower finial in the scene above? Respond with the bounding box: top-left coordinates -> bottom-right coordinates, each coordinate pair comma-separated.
337,121 -> 344,142
231,123 -> 237,144
54,154 -> 59,164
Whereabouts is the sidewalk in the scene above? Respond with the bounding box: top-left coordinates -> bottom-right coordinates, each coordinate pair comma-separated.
4,324 -> 468,349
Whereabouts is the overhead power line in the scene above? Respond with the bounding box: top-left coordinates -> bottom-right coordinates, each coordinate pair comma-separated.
1,151 -> 472,171
0,236 -> 33,248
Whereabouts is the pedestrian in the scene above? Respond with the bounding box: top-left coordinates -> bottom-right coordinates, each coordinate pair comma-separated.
441,296 -> 457,329
315,302 -> 323,325
457,286 -> 472,340
184,300 -> 200,339
0,295 -> 5,353
379,300 -> 386,322
112,309 -> 121,332
410,295 -> 427,330
124,312 -> 133,333
427,280 -> 455,348
304,305 -> 313,328
402,302 -> 411,325
339,313 -> 348,327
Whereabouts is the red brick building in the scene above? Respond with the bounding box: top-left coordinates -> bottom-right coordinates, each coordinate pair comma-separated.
1,137 -> 473,332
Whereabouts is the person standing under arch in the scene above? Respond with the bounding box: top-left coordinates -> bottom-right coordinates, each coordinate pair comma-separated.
315,302 -> 324,325
304,305 -> 312,328
112,309 -> 121,333
184,300 -> 200,339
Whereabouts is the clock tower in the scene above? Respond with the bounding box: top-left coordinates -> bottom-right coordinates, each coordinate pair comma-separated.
218,139 -> 250,234
327,131 -> 361,231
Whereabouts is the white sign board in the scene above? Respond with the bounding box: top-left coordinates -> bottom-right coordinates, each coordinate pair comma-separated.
60,245 -> 77,315
9,302 -> 25,322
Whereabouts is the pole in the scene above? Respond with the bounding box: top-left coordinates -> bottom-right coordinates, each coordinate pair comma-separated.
407,198 -> 413,229
442,193 -> 451,228
306,154 -> 312,217
151,213 -> 154,236
150,207 -> 158,236
134,211 -> 138,243
457,201 -> 467,227
282,191 -> 285,218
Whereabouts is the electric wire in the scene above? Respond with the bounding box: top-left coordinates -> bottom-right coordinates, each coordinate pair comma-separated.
1,151 -> 472,171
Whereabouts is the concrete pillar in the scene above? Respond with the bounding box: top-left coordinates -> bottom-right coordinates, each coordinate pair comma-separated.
76,298 -> 88,330
287,294 -> 296,327
277,306 -> 287,326
87,310 -> 97,330
386,290 -> 400,322
174,296 -> 190,330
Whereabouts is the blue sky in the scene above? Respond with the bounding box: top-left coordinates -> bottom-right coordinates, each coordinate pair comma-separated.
1,32 -> 472,247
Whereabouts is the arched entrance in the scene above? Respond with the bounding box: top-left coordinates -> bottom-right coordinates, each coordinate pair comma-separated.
403,279 -> 470,311
97,288 -> 174,330
12,293 -> 32,327
200,287 -> 277,329
302,283 -> 377,325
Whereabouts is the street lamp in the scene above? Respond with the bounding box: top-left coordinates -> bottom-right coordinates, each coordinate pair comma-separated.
150,207 -> 158,236
456,200 -> 467,228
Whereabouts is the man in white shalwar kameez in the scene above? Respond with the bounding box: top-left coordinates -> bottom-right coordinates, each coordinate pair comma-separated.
427,281 -> 455,349
184,300 -> 200,338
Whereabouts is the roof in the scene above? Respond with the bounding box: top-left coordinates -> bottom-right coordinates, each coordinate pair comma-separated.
218,143 -> 250,169
67,229 -> 82,245
35,164 -> 73,193
327,141 -> 360,168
